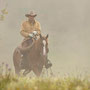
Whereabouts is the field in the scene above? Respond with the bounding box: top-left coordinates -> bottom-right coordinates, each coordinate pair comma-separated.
0,63 -> 90,90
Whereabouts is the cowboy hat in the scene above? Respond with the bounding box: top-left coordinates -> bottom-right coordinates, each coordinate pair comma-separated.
25,11 -> 37,17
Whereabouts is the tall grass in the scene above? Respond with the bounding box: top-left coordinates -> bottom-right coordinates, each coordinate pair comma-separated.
0,62 -> 90,90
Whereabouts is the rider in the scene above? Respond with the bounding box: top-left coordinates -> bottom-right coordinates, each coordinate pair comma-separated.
20,11 -> 52,69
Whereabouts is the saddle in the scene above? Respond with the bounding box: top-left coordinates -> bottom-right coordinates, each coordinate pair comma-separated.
19,37 -> 34,54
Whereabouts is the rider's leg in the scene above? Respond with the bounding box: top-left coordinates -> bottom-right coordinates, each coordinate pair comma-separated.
21,53 -> 29,69
21,53 -> 26,69
20,37 -> 33,69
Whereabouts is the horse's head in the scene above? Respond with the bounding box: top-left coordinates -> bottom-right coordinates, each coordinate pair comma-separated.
37,34 -> 49,57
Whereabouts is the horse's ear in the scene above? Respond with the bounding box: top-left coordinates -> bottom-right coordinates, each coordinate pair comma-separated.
40,34 -> 42,38
46,34 -> 49,39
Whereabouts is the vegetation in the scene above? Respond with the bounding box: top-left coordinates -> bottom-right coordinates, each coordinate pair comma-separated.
0,8 -> 8,21
0,62 -> 90,90
0,0 -> 8,21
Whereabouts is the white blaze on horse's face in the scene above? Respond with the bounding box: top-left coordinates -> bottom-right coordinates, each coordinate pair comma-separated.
42,40 -> 46,56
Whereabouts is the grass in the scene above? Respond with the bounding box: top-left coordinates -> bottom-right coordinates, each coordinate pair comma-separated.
0,62 -> 90,90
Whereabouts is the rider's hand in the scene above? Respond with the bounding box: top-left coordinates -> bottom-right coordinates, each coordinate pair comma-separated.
33,31 -> 38,35
29,33 -> 34,38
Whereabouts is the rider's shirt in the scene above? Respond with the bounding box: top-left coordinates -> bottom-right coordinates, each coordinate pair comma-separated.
20,20 -> 41,38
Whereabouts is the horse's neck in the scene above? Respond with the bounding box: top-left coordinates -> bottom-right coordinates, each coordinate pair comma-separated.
34,39 -> 41,53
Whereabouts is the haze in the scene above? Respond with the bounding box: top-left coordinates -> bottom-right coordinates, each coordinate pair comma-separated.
0,0 -> 90,76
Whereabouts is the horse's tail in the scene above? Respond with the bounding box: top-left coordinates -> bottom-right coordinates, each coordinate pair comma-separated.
13,47 -> 21,74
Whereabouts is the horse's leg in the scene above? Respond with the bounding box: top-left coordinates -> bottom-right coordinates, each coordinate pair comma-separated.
23,68 -> 32,76
15,65 -> 20,75
13,48 -> 21,75
33,66 -> 43,77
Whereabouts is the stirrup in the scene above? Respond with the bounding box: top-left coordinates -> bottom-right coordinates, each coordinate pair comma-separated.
45,60 -> 52,69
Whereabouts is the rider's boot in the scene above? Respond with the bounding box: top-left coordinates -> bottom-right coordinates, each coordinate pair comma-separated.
45,58 -> 52,69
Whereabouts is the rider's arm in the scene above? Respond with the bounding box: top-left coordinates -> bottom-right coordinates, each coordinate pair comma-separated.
35,22 -> 41,35
20,22 -> 29,38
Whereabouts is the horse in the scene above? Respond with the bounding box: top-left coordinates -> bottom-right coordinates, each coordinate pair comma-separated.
13,34 -> 49,76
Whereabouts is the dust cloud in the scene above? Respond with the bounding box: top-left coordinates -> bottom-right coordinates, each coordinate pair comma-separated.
0,0 -> 90,76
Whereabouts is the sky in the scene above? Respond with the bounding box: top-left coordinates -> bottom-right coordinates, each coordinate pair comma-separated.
0,0 -> 90,76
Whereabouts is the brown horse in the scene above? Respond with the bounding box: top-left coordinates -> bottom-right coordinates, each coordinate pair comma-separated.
13,34 -> 49,76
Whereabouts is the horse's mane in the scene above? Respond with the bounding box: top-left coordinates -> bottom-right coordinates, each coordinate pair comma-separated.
34,37 -> 41,50
34,36 -> 48,48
